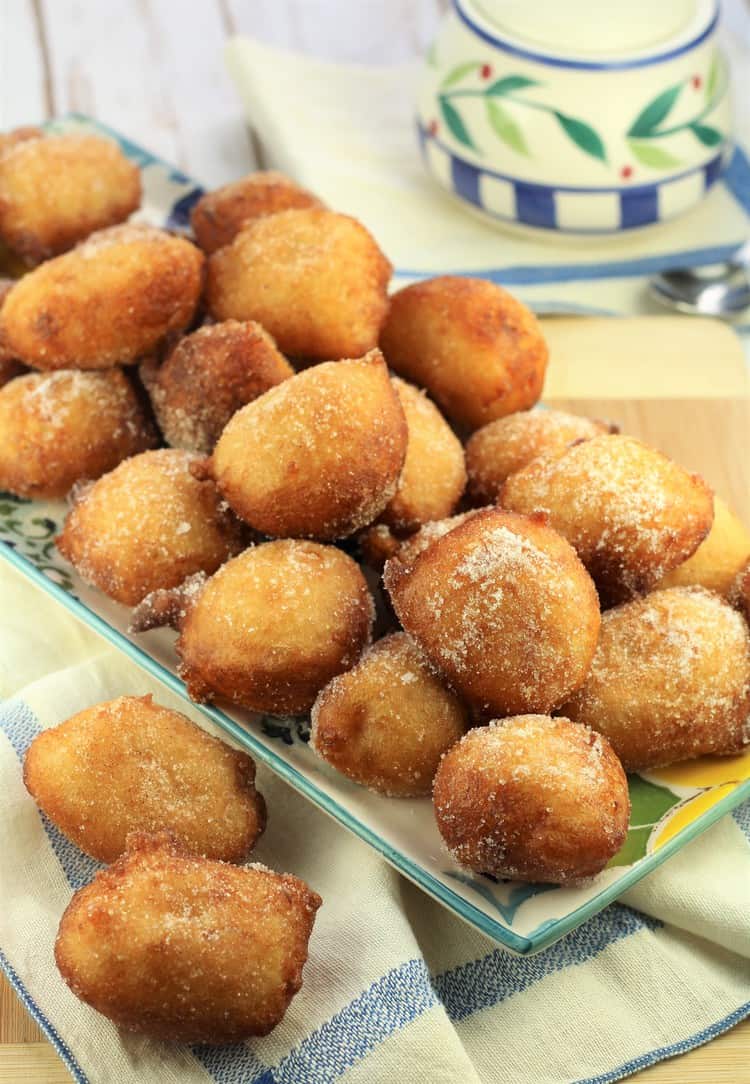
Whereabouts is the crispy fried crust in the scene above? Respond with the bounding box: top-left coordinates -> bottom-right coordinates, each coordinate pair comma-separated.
561,587 -> 750,771
54,832 -> 321,1043
657,496 -> 750,597
384,508 -> 600,716
0,134 -> 141,264
0,225 -> 204,369
433,716 -> 630,884
24,694 -> 265,863
730,560 -> 750,624
379,276 -> 548,431
191,170 -> 323,253
206,208 -> 391,360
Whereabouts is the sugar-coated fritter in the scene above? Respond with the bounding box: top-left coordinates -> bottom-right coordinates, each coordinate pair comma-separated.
311,632 -> 469,796
191,170 -> 323,254
55,832 -> 321,1043
206,208 -> 391,360
0,276 -> 25,382
133,540 -> 374,715
379,378 -> 466,532
0,369 -> 157,499
562,587 -> 750,771
384,508 -> 600,716
380,276 -> 548,431
465,409 -> 613,504
0,126 -> 43,158
206,350 -> 407,540
0,134 -> 141,265
730,560 -> 750,623
57,448 -> 243,605
433,716 -> 629,884
657,496 -> 750,597
1,225 -> 204,369
502,434 -> 714,605
142,320 -> 294,454
24,695 -> 265,863
389,510 -> 483,572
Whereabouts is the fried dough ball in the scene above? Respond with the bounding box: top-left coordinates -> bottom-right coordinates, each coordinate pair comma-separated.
191,171 -> 323,254
656,496 -> 750,597
384,508 -> 600,716
311,632 -> 469,796
465,409 -> 613,504
142,320 -> 293,454
0,134 -> 141,265
0,370 -> 157,499
730,560 -> 750,623
0,126 -> 43,158
55,832 -> 321,1042
378,378 -> 466,532
133,540 -> 374,715
207,350 -> 407,540
24,695 -> 265,863
390,510 -> 482,572
1,225 -> 204,370
433,716 -> 630,884
206,209 -> 391,360
380,276 -> 548,432
501,434 -> 714,605
0,276 -> 25,382
561,587 -> 750,771
57,449 -> 243,605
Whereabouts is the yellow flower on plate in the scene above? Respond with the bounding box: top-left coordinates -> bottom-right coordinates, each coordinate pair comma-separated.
648,748 -> 750,790
650,783 -> 738,851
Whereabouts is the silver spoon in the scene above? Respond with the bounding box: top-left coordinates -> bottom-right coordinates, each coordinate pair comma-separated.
649,239 -> 750,318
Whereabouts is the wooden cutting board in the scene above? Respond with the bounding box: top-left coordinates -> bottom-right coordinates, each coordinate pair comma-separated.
2,316 -> 749,1083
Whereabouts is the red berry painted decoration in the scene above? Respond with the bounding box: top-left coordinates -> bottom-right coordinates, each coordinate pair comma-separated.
480,64 -> 492,79
428,119 -> 439,137
692,75 -> 702,89
620,165 -> 633,180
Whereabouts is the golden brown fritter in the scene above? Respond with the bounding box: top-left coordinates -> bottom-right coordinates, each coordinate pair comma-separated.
657,496 -> 750,597
384,508 -> 600,716
207,350 -> 408,540
206,208 -> 391,360
501,434 -> 714,605
433,716 -> 630,884
0,275 -> 25,382
24,695 -> 265,863
311,632 -> 469,796
142,320 -> 294,454
562,587 -> 750,771
1,225 -> 204,369
0,127 -> 43,158
379,276 -> 548,431
730,560 -> 750,624
465,409 -> 613,504
191,171 -> 323,254
57,448 -> 244,605
0,134 -> 141,264
0,369 -> 157,499
55,832 -> 321,1043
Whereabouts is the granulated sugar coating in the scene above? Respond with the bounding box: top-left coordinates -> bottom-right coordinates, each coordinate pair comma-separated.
390,509 -> 485,572
501,433 -> 714,606
56,448 -> 244,606
433,715 -> 630,884
0,368 -> 157,498
23,694 -> 265,863
384,508 -> 601,716
174,539 -> 375,715
562,586 -> 750,771
310,632 -> 469,797
54,832 -> 321,1043
465,408 -> 612,504
208,350 -> 408,540
0,224 -> 204,369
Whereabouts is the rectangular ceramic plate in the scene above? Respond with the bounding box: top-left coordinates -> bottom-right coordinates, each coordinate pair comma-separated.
2,115 -> 749,956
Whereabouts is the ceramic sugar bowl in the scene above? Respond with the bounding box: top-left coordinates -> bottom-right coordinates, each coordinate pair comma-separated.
417,0 -> 731,235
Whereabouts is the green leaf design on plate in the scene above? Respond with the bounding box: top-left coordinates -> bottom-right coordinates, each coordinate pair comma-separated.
606,776 -> 683,868
485,75 -> 538,97
486,99 -> 528,156
439,96 -> 477,150
627,83 -> 682,137
440,60 -> 480,89
627,139 -> 682,169
706,52 -> 718,101
553,112 -> 606,162
690,122 -> 723,146
607,826 -> 653,868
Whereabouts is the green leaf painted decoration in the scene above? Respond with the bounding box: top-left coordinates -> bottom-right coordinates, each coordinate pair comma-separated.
690,122 -> 723,146
627,139 -> 682,169
440,60 -> 480,89
706,53 -> 718,101
627,83 -> 682,137
486,75 -> 538,97
607,826 -> 652,868
554,112 -> 606,162
439,96 -> 477,149
606,777 -> 682,869
486,99 -> 528,156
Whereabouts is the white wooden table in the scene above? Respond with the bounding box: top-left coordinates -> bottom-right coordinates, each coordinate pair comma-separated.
0,2 -> 748,1081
